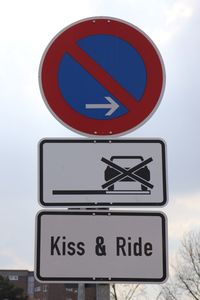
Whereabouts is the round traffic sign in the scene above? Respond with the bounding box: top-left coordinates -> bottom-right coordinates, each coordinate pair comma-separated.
39,17 -> 165,137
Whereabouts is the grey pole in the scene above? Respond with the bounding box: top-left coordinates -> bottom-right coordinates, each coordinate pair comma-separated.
78,283 -> 85,300
70,207 -> 85,300
76,210 -> 110,300
96,207 -> 110,300
96,284 -> 110,300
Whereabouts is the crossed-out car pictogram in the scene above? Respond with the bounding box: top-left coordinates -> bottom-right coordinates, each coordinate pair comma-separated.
102,156 -> 154,192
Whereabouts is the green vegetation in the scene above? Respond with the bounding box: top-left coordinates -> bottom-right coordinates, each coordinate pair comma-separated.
0,276 -> 27,300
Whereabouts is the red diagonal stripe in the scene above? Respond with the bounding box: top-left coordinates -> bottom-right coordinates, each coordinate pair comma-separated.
65,42 -> 139,112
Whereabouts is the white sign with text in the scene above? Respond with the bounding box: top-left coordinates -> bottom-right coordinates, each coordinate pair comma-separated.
35,211 -> 168,283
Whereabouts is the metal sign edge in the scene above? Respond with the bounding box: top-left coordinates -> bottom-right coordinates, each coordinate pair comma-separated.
34,209 -> 168,284
38,138 -> 168,208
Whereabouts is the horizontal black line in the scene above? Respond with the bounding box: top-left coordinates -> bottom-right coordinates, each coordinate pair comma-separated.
40,202 -> 165,207
38,211 -> 166,217
52,190 -> 151,195
53,190 -> 107,195
40,139 -> 165,145
37,276 -> 165,282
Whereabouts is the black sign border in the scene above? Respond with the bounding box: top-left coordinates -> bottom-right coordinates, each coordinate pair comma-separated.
35,210 -> 167,283
39,139 -> 167,207
38,139 -> 168,208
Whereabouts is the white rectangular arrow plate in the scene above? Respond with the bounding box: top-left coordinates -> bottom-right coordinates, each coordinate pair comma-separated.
39,139 -> 167,207
35,210 -> 168,283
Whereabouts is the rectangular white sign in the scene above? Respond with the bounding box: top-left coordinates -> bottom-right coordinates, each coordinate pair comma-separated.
39,139 -> 167,207
35,211 -> 168,283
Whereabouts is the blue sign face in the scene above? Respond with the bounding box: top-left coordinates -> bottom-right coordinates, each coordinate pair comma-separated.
40,17 -> 165,137
58,34 -> 147,120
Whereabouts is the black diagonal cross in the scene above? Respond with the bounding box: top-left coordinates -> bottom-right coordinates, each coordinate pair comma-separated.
101,157 -> 154,189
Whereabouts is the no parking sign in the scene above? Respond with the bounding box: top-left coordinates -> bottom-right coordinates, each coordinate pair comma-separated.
36,17 -> 168,284
39,17 -> 165,137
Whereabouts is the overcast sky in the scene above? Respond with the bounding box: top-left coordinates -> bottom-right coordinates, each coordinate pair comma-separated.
0,0 -> 200,283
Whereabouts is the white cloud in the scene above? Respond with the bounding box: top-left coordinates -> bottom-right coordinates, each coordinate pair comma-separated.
165,0 -> 195,25
164,192 -> 200,241
152,0 -> 198,45
0,249 -> 32,270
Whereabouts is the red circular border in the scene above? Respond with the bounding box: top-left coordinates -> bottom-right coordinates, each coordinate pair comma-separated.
40,17 -> 165,137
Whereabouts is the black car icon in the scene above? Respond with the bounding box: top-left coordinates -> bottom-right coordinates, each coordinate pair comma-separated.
104,156 -> 150,191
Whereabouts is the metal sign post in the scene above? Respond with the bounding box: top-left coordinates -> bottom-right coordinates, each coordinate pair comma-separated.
96,284 -> 110,300
78,283 -> 85,300
35,16 -> 168,300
